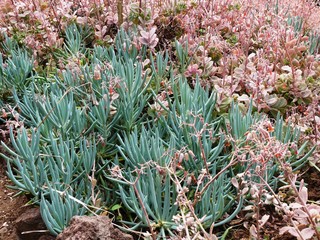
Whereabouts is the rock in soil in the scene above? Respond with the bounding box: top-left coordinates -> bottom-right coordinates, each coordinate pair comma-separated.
14,207 -> 55,240
56,216 -> 133,240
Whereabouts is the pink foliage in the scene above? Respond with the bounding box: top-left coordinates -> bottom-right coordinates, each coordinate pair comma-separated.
138,26 -> 159,49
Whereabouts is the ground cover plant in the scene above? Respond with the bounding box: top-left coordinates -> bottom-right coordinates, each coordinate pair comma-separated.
0,0 -> 320,239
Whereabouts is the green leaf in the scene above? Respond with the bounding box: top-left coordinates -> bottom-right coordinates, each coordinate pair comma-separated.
111,204 -> 122,211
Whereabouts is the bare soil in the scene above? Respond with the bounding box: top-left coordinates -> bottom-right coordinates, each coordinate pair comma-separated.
0,152 -> 30,240
303,166 -> 320,201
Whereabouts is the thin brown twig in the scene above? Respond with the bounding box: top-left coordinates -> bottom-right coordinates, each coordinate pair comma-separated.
132,171 -> 157,240
192,154 -> 237,207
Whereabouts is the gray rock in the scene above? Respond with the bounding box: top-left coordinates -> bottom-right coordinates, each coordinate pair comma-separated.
56,216 -> 133,240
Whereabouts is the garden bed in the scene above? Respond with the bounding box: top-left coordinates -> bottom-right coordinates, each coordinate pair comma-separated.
0,0 -> 320,239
